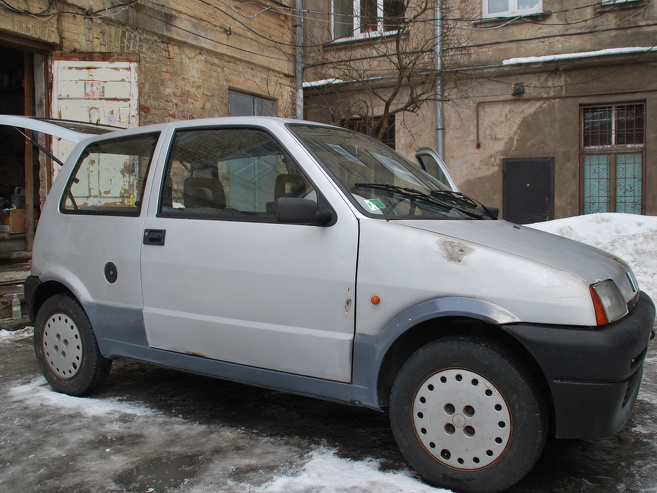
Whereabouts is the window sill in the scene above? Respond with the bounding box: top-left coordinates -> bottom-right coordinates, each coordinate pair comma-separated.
328,29 -> 401,46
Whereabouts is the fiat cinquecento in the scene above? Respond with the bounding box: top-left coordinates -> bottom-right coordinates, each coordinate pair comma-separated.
5,115 -> 653,492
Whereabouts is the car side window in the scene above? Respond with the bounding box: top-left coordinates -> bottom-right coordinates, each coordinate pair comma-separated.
160,128 -> 315,220
60,133 -> 159,216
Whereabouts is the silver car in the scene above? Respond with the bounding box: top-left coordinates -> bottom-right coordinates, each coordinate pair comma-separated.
6,115 -> 654,493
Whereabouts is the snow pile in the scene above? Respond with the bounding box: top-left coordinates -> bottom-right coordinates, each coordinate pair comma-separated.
0,326 -> 32,340
9,377 -> 154,417
529,213 -> 657,301
259,448 -> 446,493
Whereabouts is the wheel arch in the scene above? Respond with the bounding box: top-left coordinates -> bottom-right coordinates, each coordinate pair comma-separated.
354,297 -> 553,424
26,277 -> 79,323
376,317 -> 551,411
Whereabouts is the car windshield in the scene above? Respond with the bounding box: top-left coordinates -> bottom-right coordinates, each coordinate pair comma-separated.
289,124 -> 490,220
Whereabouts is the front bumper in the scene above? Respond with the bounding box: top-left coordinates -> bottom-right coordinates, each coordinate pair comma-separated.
504,291 -> 655,438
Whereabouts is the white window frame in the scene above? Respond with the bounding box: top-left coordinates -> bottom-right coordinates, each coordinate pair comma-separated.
332,0 -> 403,40
601,0 -> 641,4
482,0 -> 543,18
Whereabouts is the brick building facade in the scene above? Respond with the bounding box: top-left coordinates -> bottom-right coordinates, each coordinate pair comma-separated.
0,0 -> 298,250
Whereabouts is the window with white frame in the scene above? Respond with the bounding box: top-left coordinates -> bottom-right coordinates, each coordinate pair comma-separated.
483,0 -> 542,18
333,0 -> 406,40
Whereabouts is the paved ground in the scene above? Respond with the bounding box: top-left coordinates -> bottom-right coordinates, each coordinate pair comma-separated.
2,324 -> 657,493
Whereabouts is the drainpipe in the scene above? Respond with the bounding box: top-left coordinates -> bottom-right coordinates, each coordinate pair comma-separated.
295,0 -> 304,119
434,0 -> 444,158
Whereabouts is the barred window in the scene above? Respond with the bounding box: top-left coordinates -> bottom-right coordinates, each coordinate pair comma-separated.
581,103 -> 645,215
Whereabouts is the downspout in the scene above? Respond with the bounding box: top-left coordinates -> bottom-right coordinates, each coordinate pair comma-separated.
434,0 -> 444,158
295,0 -> 304,119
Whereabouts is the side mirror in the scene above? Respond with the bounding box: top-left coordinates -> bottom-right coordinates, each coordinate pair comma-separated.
276,197 -> 333,226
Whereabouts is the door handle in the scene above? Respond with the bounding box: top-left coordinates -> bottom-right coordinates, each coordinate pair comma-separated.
143,229 -> 166,246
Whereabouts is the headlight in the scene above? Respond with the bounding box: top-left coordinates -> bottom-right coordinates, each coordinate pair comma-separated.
590,280 -> 628,325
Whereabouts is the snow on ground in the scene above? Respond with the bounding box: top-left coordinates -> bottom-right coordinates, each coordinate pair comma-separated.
9,376 -> 154,417
258,449 -> 442,493
6,369 -> 447,492
529,212 -> 657,301
0,326 -> 33,340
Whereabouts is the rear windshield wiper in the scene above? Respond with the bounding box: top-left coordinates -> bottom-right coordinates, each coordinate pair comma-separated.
354,182 -> 489,219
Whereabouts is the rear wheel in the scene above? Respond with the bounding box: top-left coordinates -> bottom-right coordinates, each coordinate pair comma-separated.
390,336 -> 547,493
34,294 -> 111,396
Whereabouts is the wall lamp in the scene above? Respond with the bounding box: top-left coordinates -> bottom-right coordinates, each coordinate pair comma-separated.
512,83 -> 525,96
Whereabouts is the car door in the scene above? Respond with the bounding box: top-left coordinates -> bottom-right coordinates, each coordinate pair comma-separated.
140,125 -> 359,382
415,147 -> 459,192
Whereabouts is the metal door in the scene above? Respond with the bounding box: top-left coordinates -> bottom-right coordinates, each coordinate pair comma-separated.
503,157 -> 554,224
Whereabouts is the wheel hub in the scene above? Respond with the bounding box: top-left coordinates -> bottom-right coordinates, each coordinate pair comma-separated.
42,313 -> 83,379
412,368 -> 511,470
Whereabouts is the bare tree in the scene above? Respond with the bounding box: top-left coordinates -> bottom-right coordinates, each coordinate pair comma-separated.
304,0 -> 473,141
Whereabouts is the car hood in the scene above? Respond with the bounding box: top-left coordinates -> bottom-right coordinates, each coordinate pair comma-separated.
397,219 -> 637,302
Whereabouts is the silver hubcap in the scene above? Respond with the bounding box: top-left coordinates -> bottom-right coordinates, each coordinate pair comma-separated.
412,368 -> 511,471
42,313 -> 83,379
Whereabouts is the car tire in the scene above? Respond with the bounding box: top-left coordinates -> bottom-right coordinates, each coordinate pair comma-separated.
34,294 -> 112,396
390,336 -> 547,493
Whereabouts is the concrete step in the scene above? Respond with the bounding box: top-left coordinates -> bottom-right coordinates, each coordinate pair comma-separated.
0,250 -> 31,320
0,263 -> 30,284
0,234 -> 26,253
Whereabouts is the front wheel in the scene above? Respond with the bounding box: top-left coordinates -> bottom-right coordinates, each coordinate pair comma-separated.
34,294 -> 112,396
390,337 -> 547,493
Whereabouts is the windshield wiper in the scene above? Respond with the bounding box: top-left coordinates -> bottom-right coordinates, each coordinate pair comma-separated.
354,182 -> 488,219
430,190 -> 498,220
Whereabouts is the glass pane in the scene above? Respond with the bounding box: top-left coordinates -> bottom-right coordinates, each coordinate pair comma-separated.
229,91 -> 275,117
616,104 -> 644,145
290,124 -> 478,219
518,0 -> 540,9
384,0 -> 405,31
61,134 -> 158,215
616,154 -> 642,214
163,129 -> 313,218
582,107 -> 612,147
360,0 -> 378,33
334,0 -> 354,38
488,0 -> 511,14
255,97 -> 276,117
583,155 -> 610,214
228,91 -> 255,116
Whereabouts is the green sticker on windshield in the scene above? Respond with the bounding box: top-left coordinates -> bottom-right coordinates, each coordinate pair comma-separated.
364,198 -> 386,211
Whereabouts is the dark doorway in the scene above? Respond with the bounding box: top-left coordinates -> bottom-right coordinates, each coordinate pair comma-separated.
0,46 -> 33,252
503,157 -> 554,224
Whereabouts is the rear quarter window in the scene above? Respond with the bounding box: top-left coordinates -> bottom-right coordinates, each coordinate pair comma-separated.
60,133 -> 159,216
